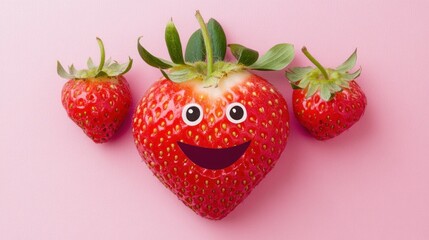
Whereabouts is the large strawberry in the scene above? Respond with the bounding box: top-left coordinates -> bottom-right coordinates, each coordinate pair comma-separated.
58,38 -> 133,143
133,11 -> 294,219
286,47 -> 366,140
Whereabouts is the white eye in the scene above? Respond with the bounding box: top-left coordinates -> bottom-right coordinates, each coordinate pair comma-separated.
226,102 -> 247,124
182,103 -> 203,126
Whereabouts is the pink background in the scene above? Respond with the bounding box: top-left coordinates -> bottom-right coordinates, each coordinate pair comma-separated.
1,0 -> 429,239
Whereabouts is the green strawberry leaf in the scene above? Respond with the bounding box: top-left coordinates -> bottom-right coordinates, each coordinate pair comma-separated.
249,43 -> 294,71
297,76 -> 310,89
162,64 -> 203,83
213,61 -> 244,73
286,66 -> 313,82
287,47 -> 362,102
338,80 -> 350,88
185,29 -> 205,63
105,58 -> 133,76
165,19 -> 185,64
160,69 -> 170,80
320,83 -> 331,101
107,62 -> 121,73
343,67 -> 362,80
137,37 -> 173,69
105,57 -> 112,67
58,38 -> 132,80
87,57 -> 95,69
228,44 -> 259,66
207,18 -> 226,61
119,57 -> 133,75
305,82 -> 319,98
329,82 -> 342,92
57,61 -> 73,79
68,65 -> 77,75
336,49 -> 357,72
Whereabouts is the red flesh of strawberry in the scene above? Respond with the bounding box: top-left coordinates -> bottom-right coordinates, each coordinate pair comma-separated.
62,76 -> 131,143
293,81 -> 366,140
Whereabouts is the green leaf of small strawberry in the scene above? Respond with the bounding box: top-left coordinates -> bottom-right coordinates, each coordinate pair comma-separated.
305,82 -> 318,98
329,82 -> 342,92
87,57 -> 95,69
57,38 -> 133,79
185,29 -> 205,63
320,83 -> 331,101
286,47 -> 362,102
249,44 -> 294,71
228,44 -> 259,66
120,58 -> 133,75
336,49 -> 357,72
105,58 -> 133,76
105,57 -> 112,67
165,19 -> 185,64
109,62 -> 122,73
343,68 -> 362,81
57,61 -> 73,79
297,76 -> 310,89
69,65 -> 77,75
286,67 -> 313,83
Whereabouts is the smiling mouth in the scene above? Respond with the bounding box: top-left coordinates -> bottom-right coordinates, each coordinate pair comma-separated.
177,141 -> 251,170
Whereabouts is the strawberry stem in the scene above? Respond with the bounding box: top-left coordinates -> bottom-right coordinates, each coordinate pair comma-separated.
96,37 -> 106,73
302,47 -> 329,80
195,11 -> 213,76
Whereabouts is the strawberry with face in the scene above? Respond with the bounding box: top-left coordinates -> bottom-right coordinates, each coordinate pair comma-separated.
133,11 -> 294,219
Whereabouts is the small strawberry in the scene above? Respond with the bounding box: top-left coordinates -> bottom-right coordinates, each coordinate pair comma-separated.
58,38 -> 133,143
133,11 -> 294,219
286,47 -> 367,140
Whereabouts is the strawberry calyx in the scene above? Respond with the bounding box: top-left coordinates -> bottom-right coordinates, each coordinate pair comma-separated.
286,47 -> 361,101
57,38 -> 133,80
137,11 -> 294,87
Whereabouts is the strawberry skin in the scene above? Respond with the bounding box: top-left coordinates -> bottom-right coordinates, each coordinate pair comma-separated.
287,47 -> 366,140
293,80 -> 366,140
62,76 -> 131,143
132,72 -> 290,219
57,38 -> 133,143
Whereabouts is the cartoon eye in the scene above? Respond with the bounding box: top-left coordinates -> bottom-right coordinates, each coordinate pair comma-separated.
182,103 -> 203,126
226,102 -> 247,124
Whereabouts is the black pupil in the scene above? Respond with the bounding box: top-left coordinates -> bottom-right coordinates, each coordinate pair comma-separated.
230,106 -> 244,120
186,106 -> 200,122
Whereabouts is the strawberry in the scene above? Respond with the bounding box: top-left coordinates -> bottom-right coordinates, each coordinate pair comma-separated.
133,11 -> 294,219
286,47 -> 367,140
58,38 -> 133,143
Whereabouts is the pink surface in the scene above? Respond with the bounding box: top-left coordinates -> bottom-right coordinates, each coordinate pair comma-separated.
1,0 -> 429,239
